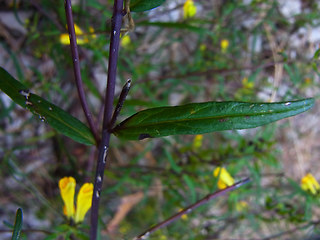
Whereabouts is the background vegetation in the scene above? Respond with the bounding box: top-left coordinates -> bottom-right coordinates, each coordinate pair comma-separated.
0,0 -> 320,239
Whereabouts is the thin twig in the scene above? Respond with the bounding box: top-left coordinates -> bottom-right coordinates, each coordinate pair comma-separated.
90,0 -> 124,239
29,0 -> 64,31
0,228 -> 52,234
134,178 -> 250,240
64,0 -> 99,144
110,79 -> 131,129
137,60 -> 293,84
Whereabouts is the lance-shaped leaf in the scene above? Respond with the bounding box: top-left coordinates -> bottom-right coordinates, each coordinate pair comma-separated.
113,99 -> 314,140
0,67 -> 95,145
11,208 -> 23,240
130,0 -> 165,12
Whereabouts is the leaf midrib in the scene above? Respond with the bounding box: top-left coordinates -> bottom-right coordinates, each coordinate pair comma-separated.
117,104 -> 309,130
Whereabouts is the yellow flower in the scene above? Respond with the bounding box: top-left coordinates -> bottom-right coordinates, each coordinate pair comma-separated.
220,39 -> 229,52
59,177 -> 76,218
242,77 -> 254,89
59,177 -> 93,223
235,201 -> 248,212
304,78 -> 311,85
121,35 -> 131,48
199,44 -> 206,52
74,183 -> 94,223
183,0 -> 197,19
301,173 -> 320,195
192,134 -> 203,149
213,167 -> 235,189
179,208 -> 188,221
60,24 -> 95,45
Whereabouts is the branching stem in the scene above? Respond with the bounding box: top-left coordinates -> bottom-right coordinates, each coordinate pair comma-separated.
134,178 -> 250,240
90,0 -> 124,239
64,0 -> 99,144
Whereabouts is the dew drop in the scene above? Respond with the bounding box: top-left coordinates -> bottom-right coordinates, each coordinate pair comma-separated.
26,101 -> 33,106
113,30 -> 116,35
48,107 -> 53,111
19,89 -> 30,99
285,102 -> 291,106
97,175 -> 102,182
96,191 -> 100,198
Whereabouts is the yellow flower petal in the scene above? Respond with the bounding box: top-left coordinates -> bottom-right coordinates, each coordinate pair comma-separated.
60,34 -> 71,45
59,34 -> 88,45
59,24 -> 91,45
242,77 -> 254,89
74,183 -> 93,223
213,167 -> 235,189
220,39 -> 229,52
59,177 -> 76,218
301,173 -> 320,195
183,0 -> 197,19
73,23 -> 84,35
199,44 -> 206,52
192,134 -> 203,149
235,201 -> 248,212
179,208 -> 188,221
121,35 -> 131,48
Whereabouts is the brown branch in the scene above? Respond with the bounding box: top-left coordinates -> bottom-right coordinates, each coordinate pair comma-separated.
134,178 -> 250,240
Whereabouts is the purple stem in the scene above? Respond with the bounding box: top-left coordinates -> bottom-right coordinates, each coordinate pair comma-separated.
135,178 -> 250,240
64,0 -> 99,144
90,0 -> 124,239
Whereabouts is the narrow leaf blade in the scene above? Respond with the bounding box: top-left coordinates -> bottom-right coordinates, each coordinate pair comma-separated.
113,99 -> 314,140
11,208 -> 23,240
0,67 -> 95,145
130,0 -> 165,12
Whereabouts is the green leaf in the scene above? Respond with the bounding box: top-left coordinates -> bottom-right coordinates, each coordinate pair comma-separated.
183,174 -> 196,203
313,48 -> 320,59
138,21 -> 210,35
11,208 -> 23,240
130,0 -> 165,12
113,99 -> 314,140
0,67 -> 95,145
164,149 -> 181,173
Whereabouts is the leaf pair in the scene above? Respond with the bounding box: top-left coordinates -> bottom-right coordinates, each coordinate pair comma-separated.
0,67 -> 314,145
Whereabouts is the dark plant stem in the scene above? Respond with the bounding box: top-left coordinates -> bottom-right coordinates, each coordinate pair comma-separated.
64,0 -> 99,144
134,178 -> 250,240
90,0 -> 124,239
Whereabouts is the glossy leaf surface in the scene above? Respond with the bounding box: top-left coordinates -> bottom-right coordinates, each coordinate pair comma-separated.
130,0 -> 165,12
113,99 -> 314,140
0,67 -> 95,145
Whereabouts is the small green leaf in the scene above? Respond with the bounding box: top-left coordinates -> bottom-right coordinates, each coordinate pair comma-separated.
130,0 -> 165,12
164,149 -> 181,173
183,174 -> 196,203
11,208 -> 23,240
313,48 -> 320,59
0,67 -> 95,145
113,99 -> 314,140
